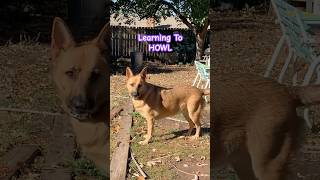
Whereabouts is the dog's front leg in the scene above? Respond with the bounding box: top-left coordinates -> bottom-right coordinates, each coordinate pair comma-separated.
139,117 -> 154,145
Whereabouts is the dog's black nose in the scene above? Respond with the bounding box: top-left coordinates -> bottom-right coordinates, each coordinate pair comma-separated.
131,92 -> 139,97
71,96 -> 89,112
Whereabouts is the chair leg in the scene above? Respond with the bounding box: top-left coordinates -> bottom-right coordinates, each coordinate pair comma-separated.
292,72 -> 298,86
315,65 -> 320,84
204,80 -> 210,103
291,54 -> 298,86
302,60 -> 320,86
278,49 -> 293,83
304,108 -> 313,129
192,74 -> 199,86
205,80 -> 209,89
264,35 -> 286,78
197,79 -> 202,88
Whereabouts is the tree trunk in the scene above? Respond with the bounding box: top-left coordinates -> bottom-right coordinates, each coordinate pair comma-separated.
195,31 -> 207,60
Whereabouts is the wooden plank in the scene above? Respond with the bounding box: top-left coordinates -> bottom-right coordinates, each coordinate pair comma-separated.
0,145 -> 41,180
110,102 -> 133,180
41,116 -> 75,180
110,106 -> 124,120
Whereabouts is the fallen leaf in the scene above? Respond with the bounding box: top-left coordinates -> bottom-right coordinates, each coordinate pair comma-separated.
147,160 -> 162,167
192,174 -> 199,180
174,156 -> 181,162
188,154 -> 194,158
196,162 -> 208,167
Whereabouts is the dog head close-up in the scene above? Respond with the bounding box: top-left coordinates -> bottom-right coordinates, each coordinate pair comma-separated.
50,17 -> 109,120
126,66 -> 148,100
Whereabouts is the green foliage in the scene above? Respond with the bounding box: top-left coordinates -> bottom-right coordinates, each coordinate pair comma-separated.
172,31 -> 196,62
72,158 -> 107,179
131,111 -> 144,120
112,0 -> 209,28
211,0 -> 266,10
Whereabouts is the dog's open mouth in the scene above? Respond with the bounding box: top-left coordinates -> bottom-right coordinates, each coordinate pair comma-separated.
132,94 -> 142,100
133,96 -> 140,100
64,101 -> 106,121
70,111 -> 91,120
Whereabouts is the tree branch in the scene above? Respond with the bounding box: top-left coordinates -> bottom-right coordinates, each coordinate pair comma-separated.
159,0 -> 196,33
200,18 -> 209,36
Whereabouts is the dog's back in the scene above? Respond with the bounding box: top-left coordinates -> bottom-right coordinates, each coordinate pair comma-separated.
212,73 -> 302,179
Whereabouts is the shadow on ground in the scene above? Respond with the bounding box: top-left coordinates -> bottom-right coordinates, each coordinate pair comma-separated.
162,128 -> 210,141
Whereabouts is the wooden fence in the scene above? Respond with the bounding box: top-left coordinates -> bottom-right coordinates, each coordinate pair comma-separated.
111,25 -> 209,62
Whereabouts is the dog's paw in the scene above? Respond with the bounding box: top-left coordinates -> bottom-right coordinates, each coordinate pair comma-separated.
138,140 -> 149,145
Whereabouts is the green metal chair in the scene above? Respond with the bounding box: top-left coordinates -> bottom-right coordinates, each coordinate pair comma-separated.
193,61 -> 210,102
264,0 -> 320,129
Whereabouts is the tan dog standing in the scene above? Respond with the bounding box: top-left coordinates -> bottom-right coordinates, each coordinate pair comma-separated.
126,67 -> 209,145
50,17 -> 109,176
212,73 -> 320,180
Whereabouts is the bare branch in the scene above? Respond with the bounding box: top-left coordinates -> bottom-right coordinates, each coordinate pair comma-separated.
159,0 -> 196,33
0,107 -> 63,116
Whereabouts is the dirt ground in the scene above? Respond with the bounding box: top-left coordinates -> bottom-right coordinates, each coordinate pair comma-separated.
110,64 -> 210,179
210,10 -> 320,179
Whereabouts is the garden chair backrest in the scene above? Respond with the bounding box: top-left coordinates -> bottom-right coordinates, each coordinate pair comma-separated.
272,0 -> 314,60
195,61 -> 209,80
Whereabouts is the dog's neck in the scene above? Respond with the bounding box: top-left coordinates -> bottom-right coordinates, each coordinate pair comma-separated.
84,104 -> 107,124
138,82 -> 155,100
133,82 -> 165,102
69,103 -> 108,143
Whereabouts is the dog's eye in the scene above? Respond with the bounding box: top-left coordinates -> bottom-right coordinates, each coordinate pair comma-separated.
65,71 -> 74,77
90,71 -> 100,81
130,83 -> 135,87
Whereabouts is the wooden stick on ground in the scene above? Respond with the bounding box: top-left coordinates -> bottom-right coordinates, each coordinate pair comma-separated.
110,102 -> 133,180
171,163 -> 209,177
111,95 -> 130,99
130,149 -> 147,178
166,117 -> 188,124
110,106 -> 124,120
151,154 -> 172,161
0,107 -> 63,116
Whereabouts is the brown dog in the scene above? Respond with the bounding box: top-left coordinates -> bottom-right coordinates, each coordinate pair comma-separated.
126,67 -> 209,145
212,73 -> 320,180
50,17 -> 109,176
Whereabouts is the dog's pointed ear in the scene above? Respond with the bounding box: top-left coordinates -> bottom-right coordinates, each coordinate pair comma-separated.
140,66 -> 147,79
51,17 -> 75,58
92,22 -> 110,49
126,67 -> 133,79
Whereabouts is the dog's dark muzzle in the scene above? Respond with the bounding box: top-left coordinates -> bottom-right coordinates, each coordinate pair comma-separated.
69,96 -> 95,120
131,91 -> 139,98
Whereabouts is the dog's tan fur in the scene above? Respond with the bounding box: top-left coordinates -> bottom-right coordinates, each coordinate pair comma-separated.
125,67 -> 209,145
50,17 -> 109,176
212,73 -> 320,180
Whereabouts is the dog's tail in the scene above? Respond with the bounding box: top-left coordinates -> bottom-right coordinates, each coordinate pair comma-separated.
200,89 -> 210,96
291,85 -> 320,105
